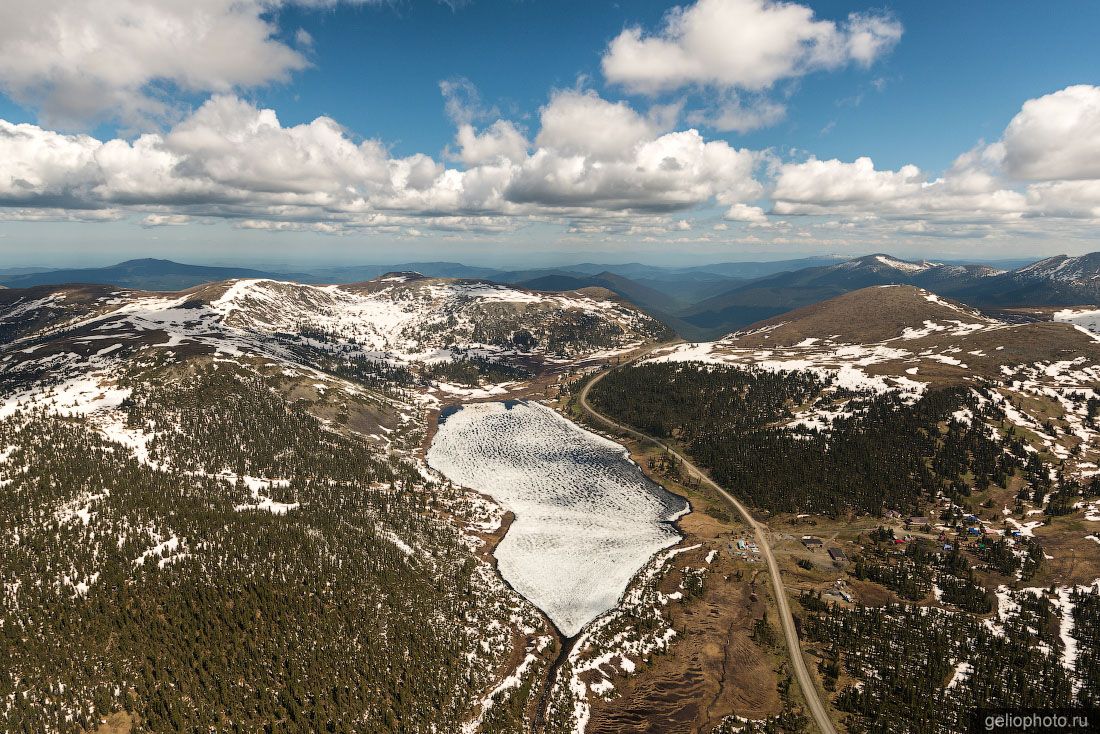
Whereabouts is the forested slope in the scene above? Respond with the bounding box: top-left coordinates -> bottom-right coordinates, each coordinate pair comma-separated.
584,363 -> 1021,516
0,365 -> 546,731
1,274 -> 676,732
577,285 -> 1100,733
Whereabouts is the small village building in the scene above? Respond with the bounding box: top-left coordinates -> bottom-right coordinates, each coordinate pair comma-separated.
828,547 -> 847,562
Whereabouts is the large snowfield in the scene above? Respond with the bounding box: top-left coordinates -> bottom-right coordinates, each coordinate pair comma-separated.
427,401 -> 687,637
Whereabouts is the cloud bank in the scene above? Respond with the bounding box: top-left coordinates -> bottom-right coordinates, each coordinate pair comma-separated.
771,85 -> 1100,225
0,91 -> 762,234
0,0 -> 1096,247
3,84 -> 1100,238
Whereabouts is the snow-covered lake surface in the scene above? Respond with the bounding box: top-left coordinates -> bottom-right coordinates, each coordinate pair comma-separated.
427,401 -> 687,637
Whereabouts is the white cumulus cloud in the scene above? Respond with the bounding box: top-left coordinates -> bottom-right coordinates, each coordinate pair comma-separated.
0,0 -> 314,126
724,202 -> 769,224
0,120 -> 102,204
535,90 -> 661,160
0,92 -> 766,232
689,95 -> 787,134
1002,84 -> 1100,181
454,121 -> 529,166
773,156 -> 924,206
601,0 -> 902,95
768,85 -> 1100,230
142,214 -> 193,227
0,0 -> 416,128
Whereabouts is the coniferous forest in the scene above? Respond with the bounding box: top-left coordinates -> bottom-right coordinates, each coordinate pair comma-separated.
799,585 -> 1100,733
0,365 -> 536,733
582,360 -> 1100,732
585,363 -> 1023,516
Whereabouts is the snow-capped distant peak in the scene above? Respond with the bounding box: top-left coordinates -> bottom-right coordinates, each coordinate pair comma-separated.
872,255 -> 937,273
835,254 -> 936,274
1017,255 -> 1070,275
1015,253 -> 1100,283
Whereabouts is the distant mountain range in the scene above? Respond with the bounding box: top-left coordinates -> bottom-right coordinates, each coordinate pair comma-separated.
675,254 -> 1002,337
0,256 -> 846,339
664,252 -> 1100,338
0,258 -> 316,291
0,266 -> 53,277
7,252 -> 1100,341
950,253 -> 1100,306
648,281 -> 1100,402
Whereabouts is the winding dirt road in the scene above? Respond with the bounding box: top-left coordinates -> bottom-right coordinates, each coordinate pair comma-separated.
576,354 -> 838,734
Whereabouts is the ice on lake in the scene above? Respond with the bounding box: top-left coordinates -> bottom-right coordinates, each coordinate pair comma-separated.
427,401 -> 687,636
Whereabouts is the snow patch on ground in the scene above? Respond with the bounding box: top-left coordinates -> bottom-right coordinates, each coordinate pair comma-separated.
427,401 -> 687,636
55,491 -> 110,527
985,582 -> 1100,693
647,342 -> 927,399
947,661 -> 972,689
462,635 -> 551,734
1054,308 -> 1100,337
231,476 -> 299,515
133,535 -> 186,569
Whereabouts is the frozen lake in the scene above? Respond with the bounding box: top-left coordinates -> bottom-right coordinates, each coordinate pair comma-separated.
427,401 -> 687,636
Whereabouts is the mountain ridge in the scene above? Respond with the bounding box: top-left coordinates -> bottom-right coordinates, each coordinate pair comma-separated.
677,253 -> 1008,337
7,252 -> 1100,344
0,258 -> 318,291
951,252 -> 1100,306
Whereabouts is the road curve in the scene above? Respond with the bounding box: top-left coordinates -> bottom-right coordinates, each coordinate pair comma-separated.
576,352 -> 839,734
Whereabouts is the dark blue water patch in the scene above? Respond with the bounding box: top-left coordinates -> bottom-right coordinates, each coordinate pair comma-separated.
437,404 -> 463,424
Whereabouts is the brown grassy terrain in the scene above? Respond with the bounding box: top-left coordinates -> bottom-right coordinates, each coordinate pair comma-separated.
725,286 -> 991,347
704,285 -> 1100,387
565,431 -> 802,732
585,558 -> 782,733
87,712 -> 135,734
1034,516 -> 1100,587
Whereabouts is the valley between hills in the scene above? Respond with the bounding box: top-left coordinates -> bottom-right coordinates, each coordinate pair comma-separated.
2,253 -> 1100,733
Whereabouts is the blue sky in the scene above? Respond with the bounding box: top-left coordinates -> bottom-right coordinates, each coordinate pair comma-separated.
0,0 -> 1098,267
260,0 -> 1095,170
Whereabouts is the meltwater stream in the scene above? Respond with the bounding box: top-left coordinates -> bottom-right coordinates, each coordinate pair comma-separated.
427,401 -> 687,636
